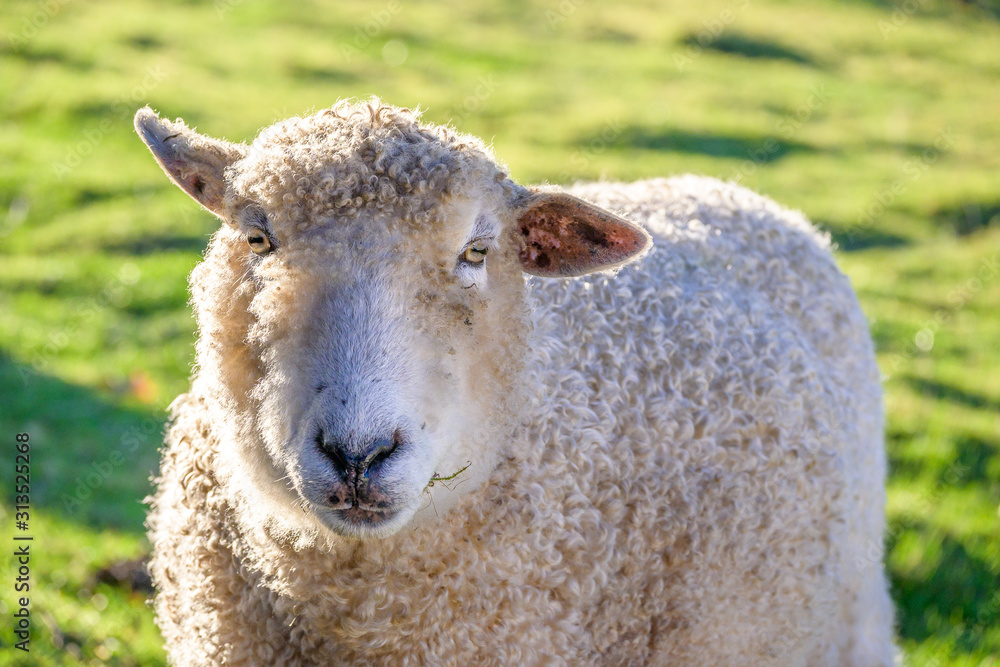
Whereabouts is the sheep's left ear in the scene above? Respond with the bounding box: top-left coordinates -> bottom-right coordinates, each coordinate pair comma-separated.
134,106 -> 246,219
516,191 -> 652,277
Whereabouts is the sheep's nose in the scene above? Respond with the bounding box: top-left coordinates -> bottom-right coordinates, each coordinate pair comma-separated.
317,431 -> 400,481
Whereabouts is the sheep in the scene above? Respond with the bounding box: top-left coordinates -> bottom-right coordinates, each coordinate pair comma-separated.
134,99 -> 896,666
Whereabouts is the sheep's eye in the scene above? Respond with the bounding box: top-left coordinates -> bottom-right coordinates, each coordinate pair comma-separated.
247,233 -> 273,255
462,243 -> 489,265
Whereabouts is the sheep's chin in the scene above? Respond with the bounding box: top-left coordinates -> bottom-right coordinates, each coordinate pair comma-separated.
313,501 -> 421,539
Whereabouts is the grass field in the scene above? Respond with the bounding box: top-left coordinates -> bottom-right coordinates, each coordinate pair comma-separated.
1,0 -> 998,664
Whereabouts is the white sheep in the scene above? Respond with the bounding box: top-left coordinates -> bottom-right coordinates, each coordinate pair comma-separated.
134,99 -> 896,666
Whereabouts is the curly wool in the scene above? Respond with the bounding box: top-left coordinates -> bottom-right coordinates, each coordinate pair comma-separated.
228,100 -> 517,235
147,104 -> 895,665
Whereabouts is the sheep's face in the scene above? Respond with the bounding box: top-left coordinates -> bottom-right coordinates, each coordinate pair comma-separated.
135,102 -> 650,539
237,191 -> 533,539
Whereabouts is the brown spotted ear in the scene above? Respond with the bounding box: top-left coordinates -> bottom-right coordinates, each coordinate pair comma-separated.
134,106 -> 245,218
516,191 -> 652,277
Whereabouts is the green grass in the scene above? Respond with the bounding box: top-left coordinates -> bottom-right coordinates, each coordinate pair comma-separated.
1,0 -> 998,663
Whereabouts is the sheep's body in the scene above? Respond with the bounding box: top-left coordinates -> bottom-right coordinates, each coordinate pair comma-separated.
149,174 -> 894,665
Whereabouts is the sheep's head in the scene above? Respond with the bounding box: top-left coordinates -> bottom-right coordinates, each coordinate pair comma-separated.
136,100 -> 650,540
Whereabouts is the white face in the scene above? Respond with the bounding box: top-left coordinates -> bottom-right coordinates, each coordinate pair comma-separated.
137,104 -> 650,543
233,195 -> 528,539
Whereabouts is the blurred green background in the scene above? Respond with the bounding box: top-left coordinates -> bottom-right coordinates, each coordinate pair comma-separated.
1,0 -> 998,664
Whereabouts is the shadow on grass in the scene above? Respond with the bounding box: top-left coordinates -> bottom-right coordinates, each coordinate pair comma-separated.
905,376 -> 1000,414
124,33 -> 163,51
679,31 -> 818,67
864,138 -> 947,155
104,235 -> 209,256
888,423 -> 1000,489
929,200 -> 1000,236
606,126 -> 815,162
285,63 -> 360,84
828,226 -> 911,252
962,0 -> 1000,20
0,350 -> 164,534
883,424 -> 965,488
0,42 -> 92,71
836,0 -> 1000,20
889,519 -> 1000,656
951,434 -> 1000,488
74,185 -> 153,206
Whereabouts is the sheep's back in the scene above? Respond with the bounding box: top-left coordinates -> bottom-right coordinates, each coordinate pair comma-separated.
514,175 -> 885,664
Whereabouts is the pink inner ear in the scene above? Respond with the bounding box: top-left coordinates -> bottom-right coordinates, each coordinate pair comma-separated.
519,199 -> 649,277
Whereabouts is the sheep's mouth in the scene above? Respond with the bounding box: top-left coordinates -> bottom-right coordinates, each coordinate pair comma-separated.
335,506 -> 398,527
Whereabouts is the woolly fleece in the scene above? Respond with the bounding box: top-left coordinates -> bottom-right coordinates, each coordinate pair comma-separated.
145,103 -> 895,666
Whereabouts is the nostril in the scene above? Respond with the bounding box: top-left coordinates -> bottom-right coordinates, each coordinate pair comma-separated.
316,430 -> 351,476
368,448 -> 392,470
360,430 -> 402,478
367,442 -> 396,474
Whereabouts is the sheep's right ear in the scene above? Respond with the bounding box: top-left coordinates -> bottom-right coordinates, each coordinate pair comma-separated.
134,107 -> 246,218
